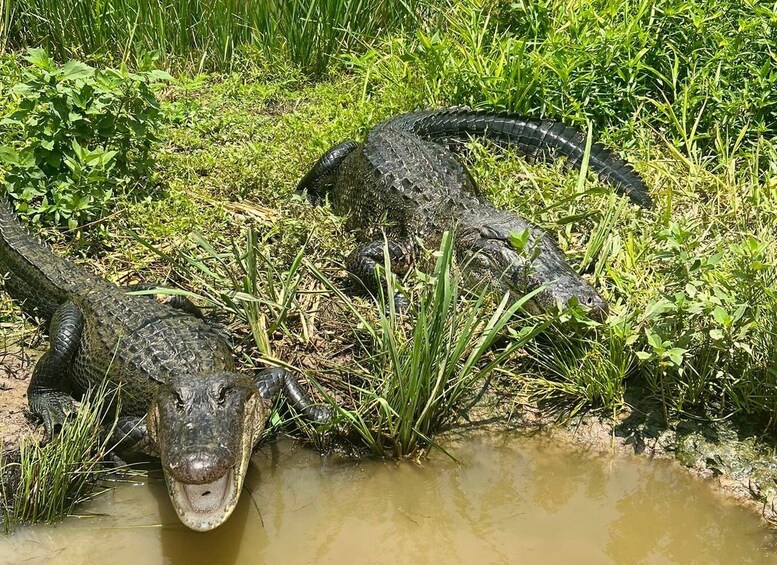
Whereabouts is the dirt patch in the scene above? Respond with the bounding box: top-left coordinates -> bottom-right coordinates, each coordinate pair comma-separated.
0,343 -> 38,456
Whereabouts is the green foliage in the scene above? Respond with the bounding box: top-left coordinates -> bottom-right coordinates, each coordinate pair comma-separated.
310,233 -> 551,458
4,0 -> 419,75
352,0 -> 776,160
0,49 -> 169,227
523,321 -> 635,415
635,224 -> 777,416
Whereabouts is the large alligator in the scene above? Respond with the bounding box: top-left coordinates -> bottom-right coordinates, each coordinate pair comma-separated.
0,198 -> 330,531
298,109 -> 652,319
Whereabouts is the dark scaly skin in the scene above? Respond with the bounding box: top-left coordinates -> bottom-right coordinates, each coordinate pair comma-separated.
0,199 -> 330,531
298,108 -> 652,320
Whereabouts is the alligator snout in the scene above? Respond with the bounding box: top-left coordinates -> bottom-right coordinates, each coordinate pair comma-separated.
147,372 -> 262,531
166,448 -> 234,484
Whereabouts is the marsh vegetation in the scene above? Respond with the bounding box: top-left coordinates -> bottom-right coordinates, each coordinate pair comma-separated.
0,0 -> 775,524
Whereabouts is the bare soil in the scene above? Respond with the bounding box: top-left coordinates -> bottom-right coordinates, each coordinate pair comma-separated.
0,343 -> 38,455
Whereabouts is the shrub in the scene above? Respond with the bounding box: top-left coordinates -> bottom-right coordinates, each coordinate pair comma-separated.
636,224 -> 777,418
0,49 -> 169,228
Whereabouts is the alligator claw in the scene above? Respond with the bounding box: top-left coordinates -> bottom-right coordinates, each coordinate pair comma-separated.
310,404 -> 335,425
32,392 -> 77,442
393,292 -> 410,313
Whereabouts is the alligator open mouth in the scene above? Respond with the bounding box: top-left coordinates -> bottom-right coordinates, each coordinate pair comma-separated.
150,376 -> 264,532
167,468 -> 240,532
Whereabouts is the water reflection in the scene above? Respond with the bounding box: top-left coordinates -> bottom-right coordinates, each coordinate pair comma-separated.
1,435 -> 774,564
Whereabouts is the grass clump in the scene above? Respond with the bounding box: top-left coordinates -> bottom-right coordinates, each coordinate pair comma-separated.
311,233 -> 552,458
131,223 -> 311,367
3,0 -> 420,74
1,383 -> 119,528
523,321 -> 636,417
352,0 -> 776,160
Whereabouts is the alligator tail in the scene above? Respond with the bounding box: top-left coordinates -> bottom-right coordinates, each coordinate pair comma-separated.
386,108 -> 652,208
296,141 -> 359,202
0,194 -> 84,318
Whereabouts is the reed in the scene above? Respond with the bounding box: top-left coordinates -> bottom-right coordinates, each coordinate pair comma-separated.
1,382 -> 123,528
3,0 -> 418,73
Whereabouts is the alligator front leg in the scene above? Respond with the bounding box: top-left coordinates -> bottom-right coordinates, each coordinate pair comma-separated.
254,367 -> 332,424
104,415 -> 158,462
347,239 -> 413,311
27,302 -> 82,439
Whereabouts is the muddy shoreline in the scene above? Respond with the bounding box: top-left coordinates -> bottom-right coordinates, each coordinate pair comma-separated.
3,342 -> 777,528
0,344 -> 37,455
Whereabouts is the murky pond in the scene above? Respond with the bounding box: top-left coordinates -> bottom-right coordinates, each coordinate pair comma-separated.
2,435 -> 775,564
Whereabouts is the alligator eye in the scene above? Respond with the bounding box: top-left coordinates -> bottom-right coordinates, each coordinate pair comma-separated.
173,390 -> 185,409
216,386 -> 228,404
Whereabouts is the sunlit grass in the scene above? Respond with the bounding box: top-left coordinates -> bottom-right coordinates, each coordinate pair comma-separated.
308,233 -> 553,458
3,0 -> 419,73
1,383 -> 122,529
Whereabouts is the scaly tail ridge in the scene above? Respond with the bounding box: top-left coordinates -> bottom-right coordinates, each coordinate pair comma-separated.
382,108 -> 652,208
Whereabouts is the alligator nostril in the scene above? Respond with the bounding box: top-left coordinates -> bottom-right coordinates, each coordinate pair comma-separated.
171,452 -> 227,484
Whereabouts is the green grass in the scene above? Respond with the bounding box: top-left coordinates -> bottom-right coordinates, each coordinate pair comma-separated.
131,223 -> 311,366
1,383 -> 122,529
350,0 -> 776,160
2,0 -> 419,74
308,233 -> 552,458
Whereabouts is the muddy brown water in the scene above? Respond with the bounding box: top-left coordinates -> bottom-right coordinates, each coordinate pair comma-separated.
1,435 -> 775,565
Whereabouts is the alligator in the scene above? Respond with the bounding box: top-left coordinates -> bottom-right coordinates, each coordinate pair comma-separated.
297,108 -> 652,320
0,198 -> 330,531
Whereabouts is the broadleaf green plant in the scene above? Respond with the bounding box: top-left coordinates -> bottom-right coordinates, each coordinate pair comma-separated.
0,49 -> 169,228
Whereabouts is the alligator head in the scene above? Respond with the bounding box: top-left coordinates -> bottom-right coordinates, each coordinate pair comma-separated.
147,372 -> 265,531
457,215 -> 609,322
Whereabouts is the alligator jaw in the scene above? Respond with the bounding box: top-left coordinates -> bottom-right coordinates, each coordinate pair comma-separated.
167,469 -> 237,532
163,403 -> 257,532
150,373 -> 264,532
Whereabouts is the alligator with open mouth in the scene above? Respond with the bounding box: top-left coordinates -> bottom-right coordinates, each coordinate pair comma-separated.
0,197 -> 330,531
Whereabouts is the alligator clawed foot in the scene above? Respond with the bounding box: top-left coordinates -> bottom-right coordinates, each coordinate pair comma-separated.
393,292 -> 411,314
312,404 -> 335,425
103,451 -> 131,470
32,392 -> 77,443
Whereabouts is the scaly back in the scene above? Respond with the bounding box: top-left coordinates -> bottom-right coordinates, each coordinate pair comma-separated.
0,198 -> 96,318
